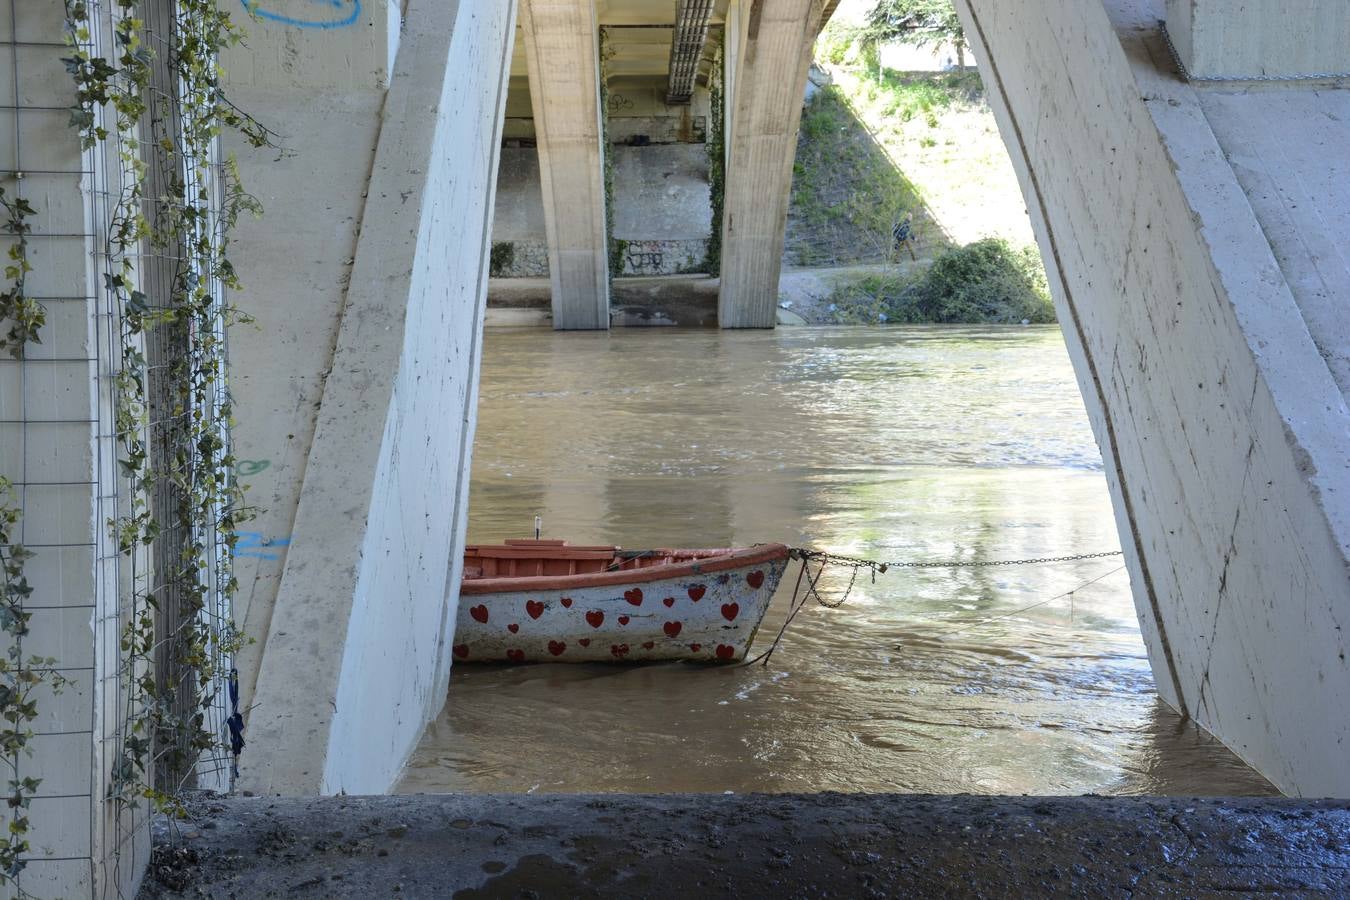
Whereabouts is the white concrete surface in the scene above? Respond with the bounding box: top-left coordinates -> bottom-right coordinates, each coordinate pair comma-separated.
520,0 -> 611,330
222,13 -> 390,715
957,0 -> 1350,796
1198,89 -> 1350,399
235,0 -> 515,795
717,0 -> 824,328
1164,0 -> 1350,80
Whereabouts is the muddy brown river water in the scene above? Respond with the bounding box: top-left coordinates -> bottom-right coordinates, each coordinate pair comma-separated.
396,326 -> 1275,797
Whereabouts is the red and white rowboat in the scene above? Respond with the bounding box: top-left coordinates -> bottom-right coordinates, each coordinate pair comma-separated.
453,540 -> 790,663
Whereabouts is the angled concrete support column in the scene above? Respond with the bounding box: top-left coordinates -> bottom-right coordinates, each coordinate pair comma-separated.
235,0 -> 516,796
717,0 -> 824,329
956,0 -> 1350,795
1164,0 -> 1350,79
520,0 -> 610,330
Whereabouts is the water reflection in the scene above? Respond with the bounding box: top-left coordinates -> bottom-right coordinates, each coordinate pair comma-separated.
398,327 -> 1275,797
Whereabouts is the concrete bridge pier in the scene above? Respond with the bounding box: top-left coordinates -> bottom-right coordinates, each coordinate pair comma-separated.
520,0 -> 611,330
223,0 -> 516,796
956,0 -> 1350,796
717,0 -> 826,328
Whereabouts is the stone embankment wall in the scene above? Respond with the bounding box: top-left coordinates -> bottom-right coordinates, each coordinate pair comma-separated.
492,80 -> 714,277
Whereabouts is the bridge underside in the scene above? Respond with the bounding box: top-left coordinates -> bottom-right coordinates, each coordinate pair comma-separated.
220,0 -> 1348,798
13,0 -> 1350,894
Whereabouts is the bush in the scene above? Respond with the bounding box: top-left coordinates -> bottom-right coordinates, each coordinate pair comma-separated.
827,238 -> 1055,324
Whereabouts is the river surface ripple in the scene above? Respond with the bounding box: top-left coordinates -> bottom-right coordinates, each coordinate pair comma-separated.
398,326 -> 1276,797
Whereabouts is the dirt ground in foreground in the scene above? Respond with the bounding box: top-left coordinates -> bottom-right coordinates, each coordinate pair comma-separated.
140,793 -> 1349,898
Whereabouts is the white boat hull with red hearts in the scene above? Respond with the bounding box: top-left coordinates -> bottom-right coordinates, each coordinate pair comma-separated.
453,541 -> 790,663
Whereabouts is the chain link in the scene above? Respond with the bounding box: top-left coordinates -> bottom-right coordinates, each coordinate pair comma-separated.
1159,20 -> 1350,84
789,547 -> 1123,572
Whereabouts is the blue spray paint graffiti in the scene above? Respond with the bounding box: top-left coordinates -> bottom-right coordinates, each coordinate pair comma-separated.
241,0 -> 360,29
235,530 -> 292,561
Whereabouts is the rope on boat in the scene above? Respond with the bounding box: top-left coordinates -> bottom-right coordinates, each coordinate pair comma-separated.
743,547 -> 1127,667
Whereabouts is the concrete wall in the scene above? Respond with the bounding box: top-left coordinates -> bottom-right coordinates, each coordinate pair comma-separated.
505,74 -> 712,142
1164,0 -> 1350,80
222,0 -> 392,714
230,0 -> 514,795
957,0 -> 1350,795
492,143 -> 713,277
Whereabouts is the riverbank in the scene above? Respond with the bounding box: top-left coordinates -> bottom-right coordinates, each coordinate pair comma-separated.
140,793 -> 1349,897
485,265 -> 923,327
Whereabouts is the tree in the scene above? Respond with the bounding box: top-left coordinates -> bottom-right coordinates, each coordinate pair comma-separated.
860,0 -> 967,68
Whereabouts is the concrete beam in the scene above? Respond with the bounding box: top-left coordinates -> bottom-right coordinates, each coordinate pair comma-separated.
520,0 -> 611,330
1165,0 -> 1350,80
717,0 -> 824,328
237,0 -> 515,796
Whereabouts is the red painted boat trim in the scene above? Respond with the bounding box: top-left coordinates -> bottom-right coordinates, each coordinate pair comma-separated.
460,543 -> 790,595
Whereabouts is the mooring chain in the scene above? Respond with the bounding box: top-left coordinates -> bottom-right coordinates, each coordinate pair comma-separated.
745,547 -> 1128,666
789,547 -> 1123,572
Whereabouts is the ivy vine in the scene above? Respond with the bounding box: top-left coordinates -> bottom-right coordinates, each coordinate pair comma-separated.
0,187 -> 43,358
0,1 -> 265,886
61,0 -> 263,826
0,479 -> 71,885
599,28 -> 625,280
706,34 -> 726,278
0,36 -> 62,892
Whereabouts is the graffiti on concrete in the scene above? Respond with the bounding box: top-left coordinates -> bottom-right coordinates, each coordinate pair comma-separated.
236,459 -> 271,476
236,530 -> 292,561
625,243 -> 664,273
241,0 -> 360,29
620,239 -> 709,276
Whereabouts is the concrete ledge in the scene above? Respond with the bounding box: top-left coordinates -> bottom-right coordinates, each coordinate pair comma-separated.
140,793 -> 1350,897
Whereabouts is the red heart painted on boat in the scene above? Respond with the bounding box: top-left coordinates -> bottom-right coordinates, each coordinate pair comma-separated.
663,621 -> 682,638
561,597 -> 573,608
578,638 -> 591,647
618,615 -> 630,626
611,644 -> 629,658
453,644 -> 468,659
469,605 -> 488,624
507,623 -> 519,634
642,641 -> 655,650
624,588 -> 644,606
715,644 -> 735,660
689,643 -> 701,652
720,603 -> 739,622
526,600 -> 545,620
687,586 -> 706,602
747,570 -> 765,589
506,649 -> 525,663
663,597 -> 675,607
585,611 -> 604,628
548,640 -> 566,657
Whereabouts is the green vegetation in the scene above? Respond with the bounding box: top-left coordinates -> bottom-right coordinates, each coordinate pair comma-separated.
787,85 -> 926,265
599,29 -> 623,279
860,68 -> 982,125
860,0 -> 967,66
706,37 -> 726,276
489,241 -> 515,277
825,239 -> 1054,324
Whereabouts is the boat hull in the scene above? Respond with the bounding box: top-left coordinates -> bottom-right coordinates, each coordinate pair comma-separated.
453,548 -> 789,664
